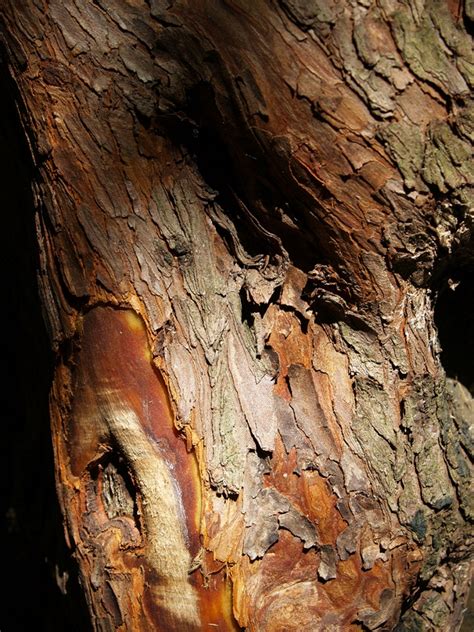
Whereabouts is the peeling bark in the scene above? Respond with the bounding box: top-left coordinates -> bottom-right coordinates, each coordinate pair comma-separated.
1,0 -> 472,630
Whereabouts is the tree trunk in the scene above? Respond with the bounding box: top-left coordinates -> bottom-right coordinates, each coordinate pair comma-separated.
1,1 -> 473,630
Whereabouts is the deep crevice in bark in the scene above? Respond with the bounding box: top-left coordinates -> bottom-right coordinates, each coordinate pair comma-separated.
90,452 -> 141,528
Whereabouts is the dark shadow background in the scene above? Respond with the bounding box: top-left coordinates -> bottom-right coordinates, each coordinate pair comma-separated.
0,58 -> 90,631
435,268 -> 474,396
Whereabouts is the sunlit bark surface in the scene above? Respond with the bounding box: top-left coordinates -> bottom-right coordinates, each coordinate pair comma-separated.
1,1 -> 473,629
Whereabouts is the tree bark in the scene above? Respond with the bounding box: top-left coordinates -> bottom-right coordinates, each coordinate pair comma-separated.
1,1 -> 473,630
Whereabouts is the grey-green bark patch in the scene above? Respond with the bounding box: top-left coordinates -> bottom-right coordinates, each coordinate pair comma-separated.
333,15 -> 396,117
398,466 -> 426,538
415,450 -> 453,510
401,377 -> 453,510
380,120 -> 425,190
392,9 -> 469,96
209,356 -> 247,494
353,16 -> 382,69
340,323 -> 385,384
442,380 -> 474,521
153,182 -> 235,363
227,328 -> 279,453
467,0 -> 474,20
416,590 -> 451,628
395,610 -> 432,631
352,378 -> 399,507
456,100 -> 474,142
409,509 -> 427,542
428,0 -> 474,89
422,121 -> 473,193
353,12 -> 412,92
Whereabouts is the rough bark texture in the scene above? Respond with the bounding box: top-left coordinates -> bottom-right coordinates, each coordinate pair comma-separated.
1,0 -> 473,630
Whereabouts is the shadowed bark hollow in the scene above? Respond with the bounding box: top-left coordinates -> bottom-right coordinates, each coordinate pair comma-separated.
1,1 -> 473,630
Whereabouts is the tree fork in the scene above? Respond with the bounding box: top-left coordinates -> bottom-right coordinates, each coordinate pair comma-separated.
1,0 -> 473,630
